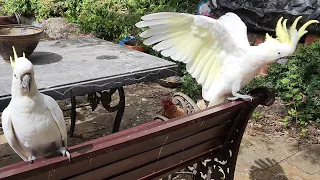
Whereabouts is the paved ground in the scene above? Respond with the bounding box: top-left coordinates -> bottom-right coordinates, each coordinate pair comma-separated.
0,83 -> 319,179
235,134 -> 320,180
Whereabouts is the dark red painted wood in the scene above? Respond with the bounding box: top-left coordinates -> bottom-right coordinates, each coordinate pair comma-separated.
113,140 -> 222,180
70,125 -> 229,179
0,102 -> 242,179
0,88 -> 275,180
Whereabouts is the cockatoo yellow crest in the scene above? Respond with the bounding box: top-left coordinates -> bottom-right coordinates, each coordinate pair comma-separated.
136,12 -> 318,107
266,16 -> 319,44
9,46 -> 26,69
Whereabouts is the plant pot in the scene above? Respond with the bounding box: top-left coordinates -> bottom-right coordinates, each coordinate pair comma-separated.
0,24 -> 43,62
0,13 -> 20,25
158,76 -> 182,88
123,43 -> 145,52
305,34 -> 319,44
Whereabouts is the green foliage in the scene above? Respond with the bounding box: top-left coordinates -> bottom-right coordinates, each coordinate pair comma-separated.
252,111 -> 263,121
36,0 -> 66,19
63,0 -> 200,42
245,40 -> 320,126
3,0 -> 38,17
3,0 -> 66,19
178,73 -> 202,101
0,0 -> 7,15
299,128 -> 308,138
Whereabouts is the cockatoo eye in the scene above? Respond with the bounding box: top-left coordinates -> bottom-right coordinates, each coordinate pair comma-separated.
278,52 -> 281,55
14,74 -> 17,78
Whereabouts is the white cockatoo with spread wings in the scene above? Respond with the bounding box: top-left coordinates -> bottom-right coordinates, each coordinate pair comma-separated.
136,12 -> 318,107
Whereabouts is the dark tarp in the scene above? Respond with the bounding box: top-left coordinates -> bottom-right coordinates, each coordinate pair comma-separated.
208,0 -> 320,34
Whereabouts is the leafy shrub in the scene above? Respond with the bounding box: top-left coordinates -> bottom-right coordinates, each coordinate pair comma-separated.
245,40 -> 320,125
36,0 -> 66,19
64,0 -> 200,42
3,0 -> 66,19
0,0 -> 7,15
3,0 -> 38,17
178,73 -> 202,101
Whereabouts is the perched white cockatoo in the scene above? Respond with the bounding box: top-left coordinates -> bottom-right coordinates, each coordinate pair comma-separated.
1,47 -> 70,163
136,12 -> 318,107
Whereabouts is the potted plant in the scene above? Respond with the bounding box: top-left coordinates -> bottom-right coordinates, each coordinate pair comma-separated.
119,36 -> 145,52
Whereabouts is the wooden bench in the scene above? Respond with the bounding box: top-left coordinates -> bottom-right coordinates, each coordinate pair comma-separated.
0,87 -> 275,180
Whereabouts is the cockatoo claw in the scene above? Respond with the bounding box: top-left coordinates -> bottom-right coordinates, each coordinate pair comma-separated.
58,147 -> 71,162
227,95 -> 253,102
227,97 -> 238,101
27,156 -> 37,164
241,95 -> 253,102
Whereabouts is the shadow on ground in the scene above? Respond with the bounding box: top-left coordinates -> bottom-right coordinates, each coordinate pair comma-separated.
249,158 -> 288,180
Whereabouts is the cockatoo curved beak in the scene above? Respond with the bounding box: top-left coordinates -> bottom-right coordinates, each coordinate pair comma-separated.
276,55 -> 295,64
276,58 -> 289,64
21,73 -> 31,92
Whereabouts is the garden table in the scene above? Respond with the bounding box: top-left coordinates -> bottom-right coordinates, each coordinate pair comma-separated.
0,37 -> 176,136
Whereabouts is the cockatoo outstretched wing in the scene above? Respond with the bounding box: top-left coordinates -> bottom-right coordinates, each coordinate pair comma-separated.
2,108 -> 28,161
136,12 -> 250,101
43,95 -> 67,147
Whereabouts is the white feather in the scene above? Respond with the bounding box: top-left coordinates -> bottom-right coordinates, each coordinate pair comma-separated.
144,31 -> 187,46
137,11 -> 303,107
141,12 -> 188,21
136,17 -> 190,28
194,51 -> 214,81
152,31 -> 190,51
198,54 -> 216,84
161,46 -> 178,57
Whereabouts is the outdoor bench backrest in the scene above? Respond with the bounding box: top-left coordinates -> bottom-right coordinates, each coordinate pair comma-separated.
0,87 -> 274,180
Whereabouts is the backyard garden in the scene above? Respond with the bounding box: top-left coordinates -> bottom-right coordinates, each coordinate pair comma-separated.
0,0 -> 319,179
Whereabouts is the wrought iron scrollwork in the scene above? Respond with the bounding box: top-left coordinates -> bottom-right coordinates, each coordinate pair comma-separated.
172,92 -> 200,114
153,92 -> 200,122
69,87 -> 125,137
87,88 -> 121,112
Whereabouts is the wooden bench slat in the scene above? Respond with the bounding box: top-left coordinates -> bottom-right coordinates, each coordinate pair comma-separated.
138,148 -> 215,180
0,120 -> 163,180
1,106 -> 241,180
69,123 -> 230,179
112,140 -> 222,180
62,110 -> 238,179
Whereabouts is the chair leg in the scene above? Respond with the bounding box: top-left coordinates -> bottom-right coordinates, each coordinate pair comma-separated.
112,87 -> 125,133
69,96 -> 76,137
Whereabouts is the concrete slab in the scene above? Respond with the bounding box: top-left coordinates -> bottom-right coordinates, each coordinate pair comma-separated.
235,133 -> 320,180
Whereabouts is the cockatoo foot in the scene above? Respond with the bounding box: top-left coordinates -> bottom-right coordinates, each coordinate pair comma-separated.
27,156 -> 37,163
227,94 -> 253,101
58,147 -> 71,162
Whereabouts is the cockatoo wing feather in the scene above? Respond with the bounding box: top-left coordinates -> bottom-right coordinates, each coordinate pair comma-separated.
43,95 -> 67,147
136,12 -> 249,102
217,13 -> 250,48
1,108 -> 28,161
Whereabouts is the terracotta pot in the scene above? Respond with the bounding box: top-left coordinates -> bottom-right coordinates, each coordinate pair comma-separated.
123,43 -> 145,52
305,34 -> 319,44
0,14 -> 20,25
